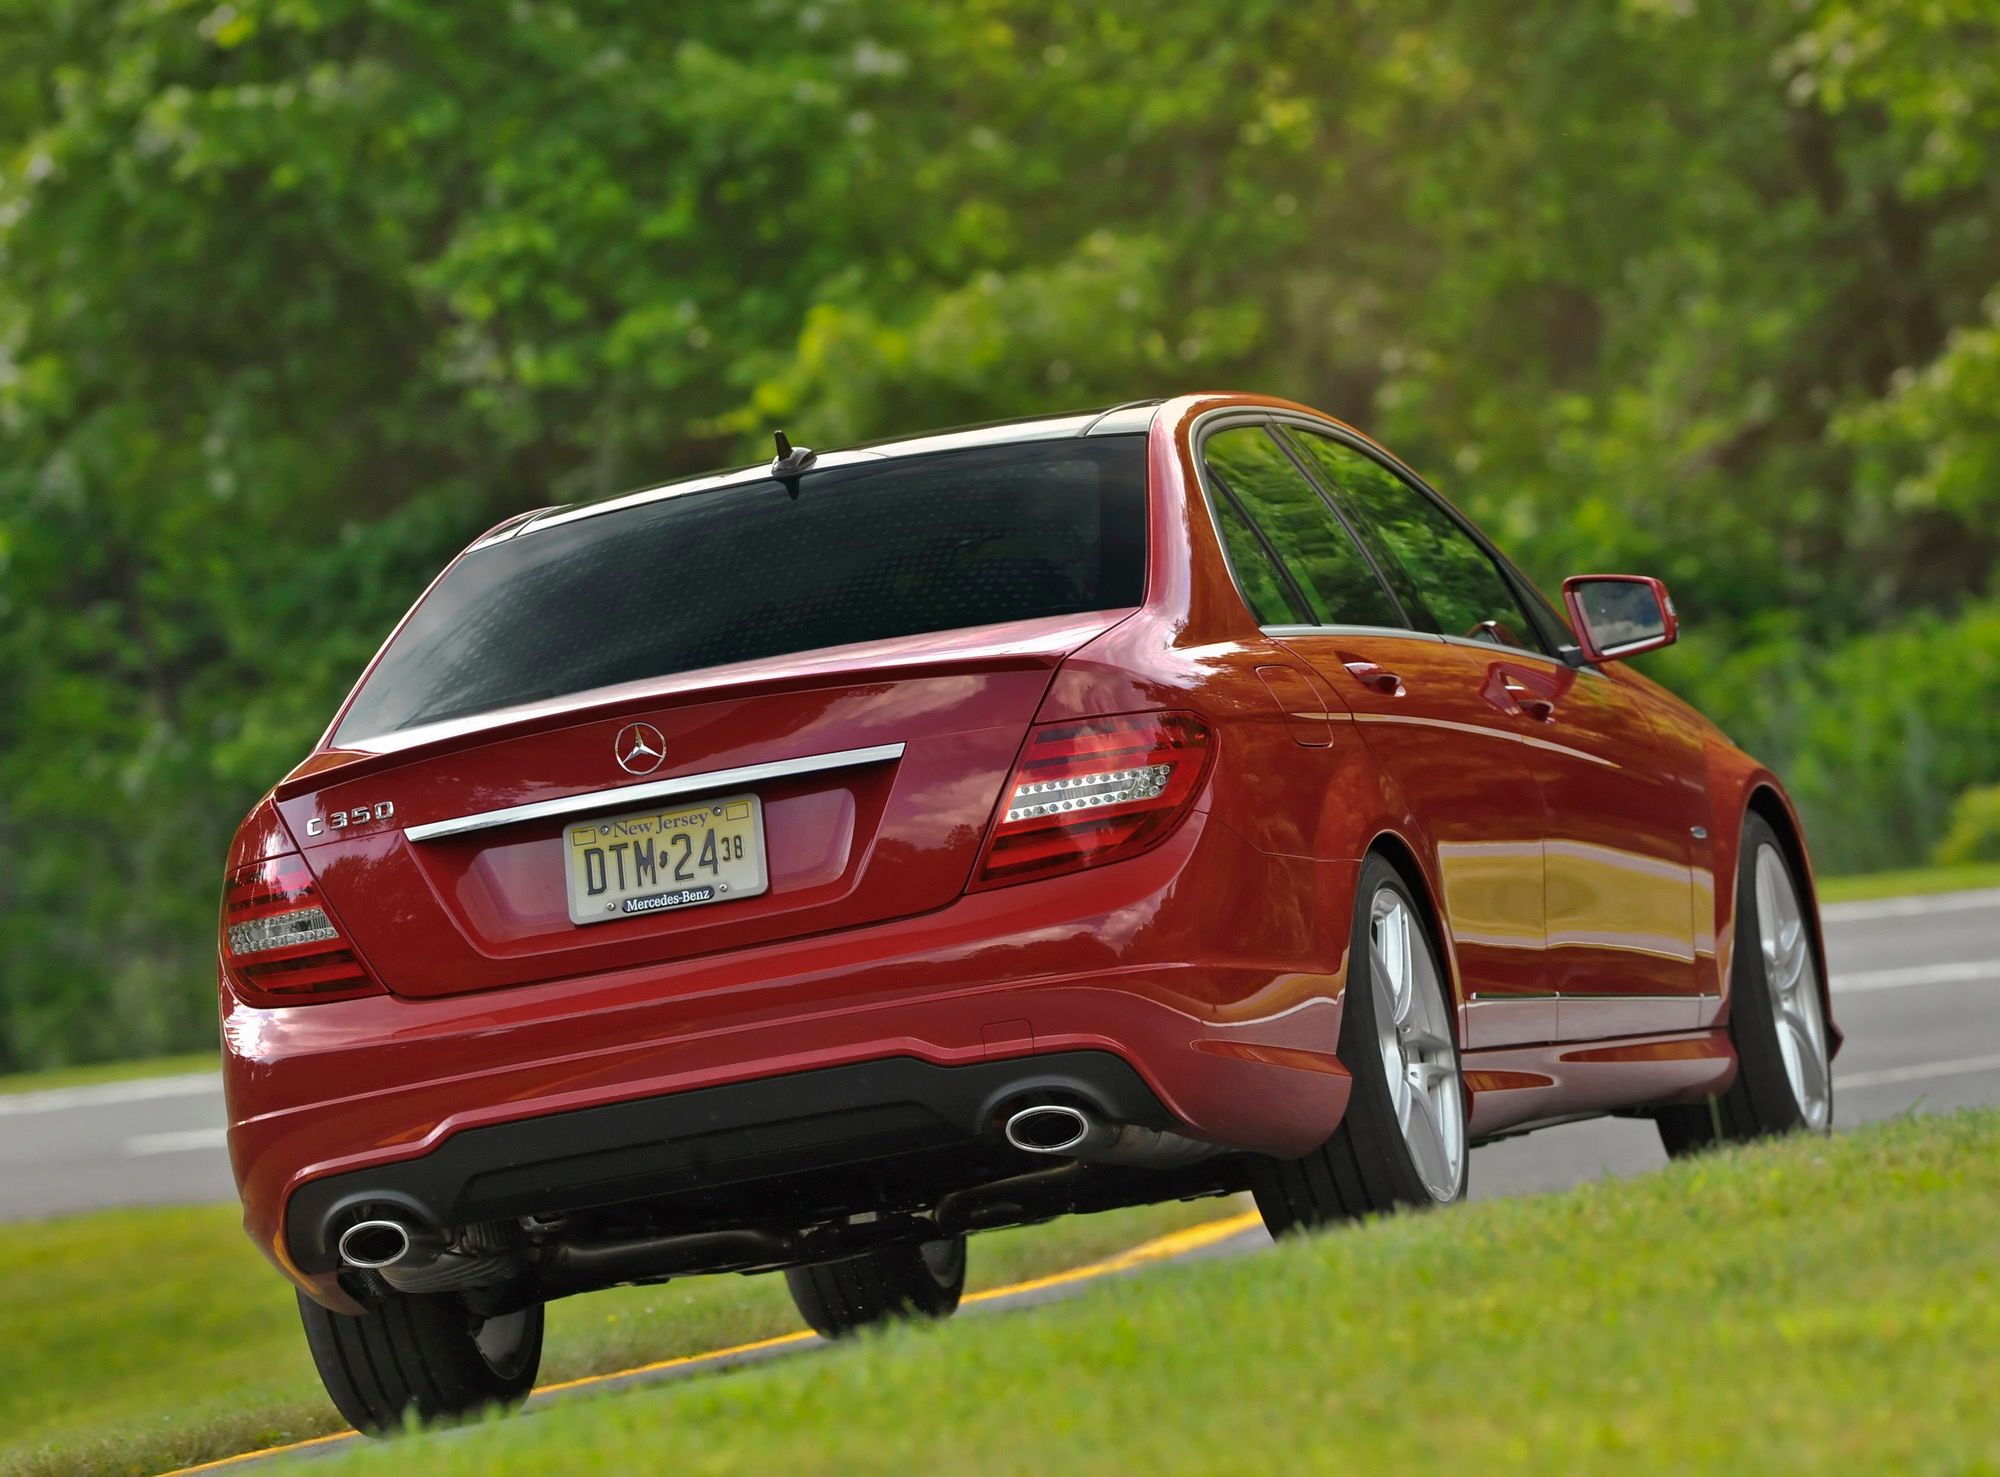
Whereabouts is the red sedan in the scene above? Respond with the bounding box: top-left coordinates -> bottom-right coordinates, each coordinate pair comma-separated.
219,392 -> 1838,1431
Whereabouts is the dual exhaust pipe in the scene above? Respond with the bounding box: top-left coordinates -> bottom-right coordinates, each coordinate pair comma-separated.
335,1103 -> 1215,1277
1002,1102 -> 1218,1169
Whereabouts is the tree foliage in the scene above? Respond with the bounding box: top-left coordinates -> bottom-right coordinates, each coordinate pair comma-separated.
2,0 -> 1997,1066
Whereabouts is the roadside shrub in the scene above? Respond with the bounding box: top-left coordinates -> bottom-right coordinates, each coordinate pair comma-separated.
1935,783 -> 2000,866
1646,600 -> 2000,876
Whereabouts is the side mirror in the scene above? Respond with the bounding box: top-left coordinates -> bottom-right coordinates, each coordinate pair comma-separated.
1561,574 -> 1678,664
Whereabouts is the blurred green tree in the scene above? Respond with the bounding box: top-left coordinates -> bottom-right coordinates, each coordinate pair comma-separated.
1,0 -> 1996,1066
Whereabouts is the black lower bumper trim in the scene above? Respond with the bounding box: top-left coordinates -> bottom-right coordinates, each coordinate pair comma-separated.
286,1050 -> 1170,1273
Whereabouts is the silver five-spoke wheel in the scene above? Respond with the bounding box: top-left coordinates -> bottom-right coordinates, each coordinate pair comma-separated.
1655,814 -> 1834,1157
1370,885 -> 1466,1202
1754,843 -> 1831,1129
1250,856 -> 1468,1234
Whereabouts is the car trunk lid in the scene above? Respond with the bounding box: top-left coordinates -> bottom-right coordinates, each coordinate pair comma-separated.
271,612 -> 1126,999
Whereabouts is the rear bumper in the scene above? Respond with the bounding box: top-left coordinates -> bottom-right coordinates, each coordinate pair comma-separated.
282,1049 -> 1171,1275
224,813 -> 1357,1302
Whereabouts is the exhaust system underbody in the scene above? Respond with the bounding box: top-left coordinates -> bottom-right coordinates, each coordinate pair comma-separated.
334,1102 -> 1228,1305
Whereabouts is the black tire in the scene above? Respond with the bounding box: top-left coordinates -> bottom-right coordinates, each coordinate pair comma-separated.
296,1288 -> 543,1435
1251,854 -> 1468,1236
1657,813 -> 1834,1157
783,1236 -> 966,1338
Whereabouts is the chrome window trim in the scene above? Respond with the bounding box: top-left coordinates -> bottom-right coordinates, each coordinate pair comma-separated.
1440,628 -> 1608,680
404,743 -> 906,842
1261,624 -> 1447,643
1438,632 -> 1608,678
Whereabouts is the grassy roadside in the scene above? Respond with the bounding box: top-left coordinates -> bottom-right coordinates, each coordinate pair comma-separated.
0,1195 -> 1236,1477
315,1111 -> 2000,1476
0,1053 -> 216,1097
1816,860 -> 2000,905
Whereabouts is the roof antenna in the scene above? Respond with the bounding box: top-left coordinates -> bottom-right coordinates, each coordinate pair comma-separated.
770,430 -> 817,497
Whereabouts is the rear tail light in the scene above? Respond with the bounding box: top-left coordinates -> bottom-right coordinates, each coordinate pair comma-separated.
972,711 -> 1213,889
220,855 -> 382,1006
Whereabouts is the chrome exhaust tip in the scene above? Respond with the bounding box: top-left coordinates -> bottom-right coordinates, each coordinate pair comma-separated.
1004,1104 -> 1094,1155
338,1219 -> 417,1270
1002,1101 -> 1223,1169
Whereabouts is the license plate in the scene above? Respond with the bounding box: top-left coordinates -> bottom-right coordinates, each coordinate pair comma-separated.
564,793 -> 768,926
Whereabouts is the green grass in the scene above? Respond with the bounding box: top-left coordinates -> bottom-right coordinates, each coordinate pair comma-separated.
313,1111 -> 2000,1476
1816,860 -> 2000,904
0,1195 -> 1233,1477
0,1053 -> 216,1097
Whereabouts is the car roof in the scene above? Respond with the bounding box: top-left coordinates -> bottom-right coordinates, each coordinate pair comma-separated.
484,400 -> 1166,546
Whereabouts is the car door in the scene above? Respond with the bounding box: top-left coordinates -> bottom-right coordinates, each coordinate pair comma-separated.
1280,424 -> 1703,1040
1505,583 -> 1715,1035
1196,418 -> 1554,1049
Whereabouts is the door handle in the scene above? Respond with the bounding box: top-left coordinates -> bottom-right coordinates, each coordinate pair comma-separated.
1504,679 -> 1555,722
1342,660 -> 1404,696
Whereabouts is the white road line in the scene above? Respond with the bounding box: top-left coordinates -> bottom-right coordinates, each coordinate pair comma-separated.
0,1072 -> 220,1118
1831,960 -> 2000,994
1839,1052 -> 2000,1090
121,1126 -> 229,1156
1821,886 -> 2000,923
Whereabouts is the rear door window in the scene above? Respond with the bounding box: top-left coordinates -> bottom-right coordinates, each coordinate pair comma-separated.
1208,489 -> 1309,625
335,437 -> 1148,743
1200,426 -> 1404,629
1284,429 -> 1549,655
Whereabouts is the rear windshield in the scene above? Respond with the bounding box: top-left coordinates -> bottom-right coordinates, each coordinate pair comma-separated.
333,435 -> 1149,743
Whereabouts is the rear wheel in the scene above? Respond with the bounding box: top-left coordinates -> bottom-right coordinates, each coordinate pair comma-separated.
296,1288 -> 542,1435
1251,855 -> 1468,1235
784,1236 -> 967,1339
1657,813 -> 1833,1156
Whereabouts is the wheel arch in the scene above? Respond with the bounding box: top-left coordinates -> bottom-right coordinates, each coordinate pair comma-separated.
1362,828 -> 1466,1018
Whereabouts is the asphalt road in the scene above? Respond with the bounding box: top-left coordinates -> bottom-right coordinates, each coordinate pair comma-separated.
4,886 -> 1996,1222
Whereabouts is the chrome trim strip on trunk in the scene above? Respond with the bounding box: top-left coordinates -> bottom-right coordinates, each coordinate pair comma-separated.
403,743 -> 906,842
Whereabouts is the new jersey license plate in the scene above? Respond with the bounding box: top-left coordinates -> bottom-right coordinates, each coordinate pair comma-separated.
564,793 -> 768,925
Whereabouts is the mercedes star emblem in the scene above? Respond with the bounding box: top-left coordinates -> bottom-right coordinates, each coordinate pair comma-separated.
614,722 -> 666,775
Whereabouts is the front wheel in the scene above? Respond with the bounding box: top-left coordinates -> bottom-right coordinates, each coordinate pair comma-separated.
296,1288 -> 542,1435
1657,813 -> 1833,1156
783,1236 -> 966,1338
1251,855 -> 1468,1235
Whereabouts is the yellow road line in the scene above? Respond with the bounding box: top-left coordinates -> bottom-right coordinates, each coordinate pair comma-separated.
155,1209 -> 1262,1476
531,1326 -> 816,1396
962,1210 -> 1262,1304
158,1433 -> 354,1474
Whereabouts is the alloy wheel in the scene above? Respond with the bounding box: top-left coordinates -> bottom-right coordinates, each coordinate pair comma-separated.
472,1308 -> 538,1380
919,1237 -> 966,1288
1369,886 -> 1466,1200
1754,843 -> 1831,1129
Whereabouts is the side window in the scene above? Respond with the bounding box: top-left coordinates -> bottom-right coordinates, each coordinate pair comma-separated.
1209,492 -> 1306,625
1201,426 -> 1404,629
1512,564 -> 1585,658
1286,429 -> 1549,654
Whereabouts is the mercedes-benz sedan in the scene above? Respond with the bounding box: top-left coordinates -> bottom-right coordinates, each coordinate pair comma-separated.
219,392 -> 1838,1431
